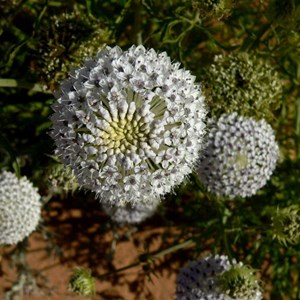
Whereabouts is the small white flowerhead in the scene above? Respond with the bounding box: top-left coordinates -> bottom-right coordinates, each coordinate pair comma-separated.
176,255 -> 262,300
50,45 -> 207,206
102,198 -> 160,224
197,113 -> 279,198
0,171 -> 41,245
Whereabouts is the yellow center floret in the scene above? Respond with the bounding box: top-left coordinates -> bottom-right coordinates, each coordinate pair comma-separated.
103,116 -> 150,154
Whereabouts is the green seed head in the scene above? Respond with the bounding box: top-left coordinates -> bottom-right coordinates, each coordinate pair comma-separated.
69,267 -> 96,297
205,52 -> 282,121
34,10 -> 112,91
193,0 -> 236,18
271,205 -> 300,246
218,264 -> 261,299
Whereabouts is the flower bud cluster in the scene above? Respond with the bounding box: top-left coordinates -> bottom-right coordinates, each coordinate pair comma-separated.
206,53 -> 282,120
68,267 -> 95,297
46,160 -> 78,194
271,205 -> 300,245
176,255 -> 262,300
35,11 -> 112,90
193,0 -> 235,18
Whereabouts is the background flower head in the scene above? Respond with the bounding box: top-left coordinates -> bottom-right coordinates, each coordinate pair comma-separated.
176,255 -> 262,300
0,171 -> 41,245
102,198 -> 160,224
197,113 -> 279,198
50,45 -> 207,206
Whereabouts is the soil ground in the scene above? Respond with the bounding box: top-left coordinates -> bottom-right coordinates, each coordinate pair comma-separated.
0,198 -> 184,300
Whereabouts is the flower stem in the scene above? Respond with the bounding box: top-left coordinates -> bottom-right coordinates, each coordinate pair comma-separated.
134,0 -> 143,45
96,239 -> 195,279
295,97 -> 300,160
223,231 -> 233,264
0,78 -> 50,94
152,239 -> 195,258
240,21 -> 275,52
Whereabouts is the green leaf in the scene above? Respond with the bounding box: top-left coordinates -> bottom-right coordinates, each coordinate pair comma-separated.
0,134 -> 20,178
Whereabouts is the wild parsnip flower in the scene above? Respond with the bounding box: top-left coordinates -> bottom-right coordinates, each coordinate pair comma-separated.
102,198 -> 160,224
35,11 -> 112,90
206,53 -> 282,120
0,171 -> 41,245
271,205 -> 300,245
68,267 -> 95,297
193,0 -> 235,18
197,113 -> 279,198
46,158 -> 78,194
51,45 -> 207,206
176,255 -> 262,300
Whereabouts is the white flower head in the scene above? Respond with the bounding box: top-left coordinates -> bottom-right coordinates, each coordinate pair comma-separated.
0,171 -> 41,245
102,198 -> 160,224
50,45 -> 207,206
197,112 -> 279,198
176,255 -> 262,300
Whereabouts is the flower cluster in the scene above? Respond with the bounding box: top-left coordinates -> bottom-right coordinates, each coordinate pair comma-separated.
271,205 -> 300,245
0,171 -> 41,245
68,267 -> 95,297
46,158 -> 78,194
102,198 -> 160,224
205,52 -> 282,120
176,255 -> 262,300
35,11 -> 112,90
197,113 -> 279,198
51,45 -> 206,206
193,0 -> 235,18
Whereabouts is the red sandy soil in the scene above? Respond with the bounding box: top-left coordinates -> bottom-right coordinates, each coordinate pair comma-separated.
0,233 -> 177,300
0,198 -> 189,300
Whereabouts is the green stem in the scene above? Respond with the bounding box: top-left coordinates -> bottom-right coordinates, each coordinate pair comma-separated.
217,201 -> 234,264
223,231 -> 233,264
295,97 -> 300,159
134,0 -> 143,45
0,134 -> 21,178
240,21 -> 275,52
190,171 -> 205,191
114,0 -> 134,41
97,261 -> 140,279
0,78 -> 51,94
96,239 -> 195,279
152,239 -> 194,258
115,0 -> 133,26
